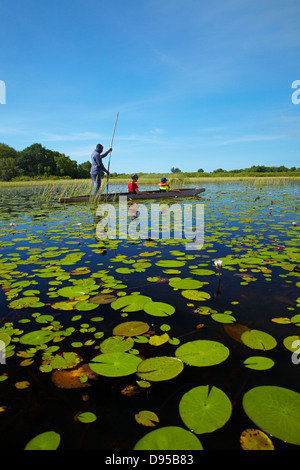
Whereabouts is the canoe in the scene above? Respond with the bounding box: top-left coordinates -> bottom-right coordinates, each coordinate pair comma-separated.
58,187 -> 205,203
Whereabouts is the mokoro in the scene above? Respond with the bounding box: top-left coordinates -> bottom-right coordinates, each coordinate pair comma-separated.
58,187 -> 205,203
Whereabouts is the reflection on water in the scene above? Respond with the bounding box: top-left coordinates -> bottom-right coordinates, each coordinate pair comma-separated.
0,180 -> 299,450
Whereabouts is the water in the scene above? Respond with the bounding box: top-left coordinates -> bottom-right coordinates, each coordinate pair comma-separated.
0,180 -> 299,450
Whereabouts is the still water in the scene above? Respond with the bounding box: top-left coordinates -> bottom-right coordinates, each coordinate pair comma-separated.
0,180 -> 299,450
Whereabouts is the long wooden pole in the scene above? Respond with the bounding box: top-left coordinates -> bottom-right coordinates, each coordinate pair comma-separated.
106,112 -> 119,196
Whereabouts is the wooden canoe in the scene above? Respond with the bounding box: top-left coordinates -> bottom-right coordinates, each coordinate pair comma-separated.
58,187 -> 205,203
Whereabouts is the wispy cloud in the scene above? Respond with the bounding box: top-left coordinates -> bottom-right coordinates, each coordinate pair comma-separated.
41,131 -> 104,142
216,134 -> 287,146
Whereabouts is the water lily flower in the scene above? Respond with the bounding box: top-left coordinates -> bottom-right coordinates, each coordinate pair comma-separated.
214,260 -> 222,278
292,221 -> 297,226
9,223 -> 15,227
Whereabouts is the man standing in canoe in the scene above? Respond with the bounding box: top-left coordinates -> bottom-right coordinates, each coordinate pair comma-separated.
90,144 -> 112,196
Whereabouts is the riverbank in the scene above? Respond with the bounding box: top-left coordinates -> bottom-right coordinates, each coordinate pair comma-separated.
1,174 -> 300,188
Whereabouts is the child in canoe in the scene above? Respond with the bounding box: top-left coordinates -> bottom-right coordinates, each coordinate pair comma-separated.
158,177 -> 181,193
128,174 -> 149,194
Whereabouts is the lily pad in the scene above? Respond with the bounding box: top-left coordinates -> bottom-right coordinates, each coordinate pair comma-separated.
243,356 -> 275,370
169,277 -> 203,290
20,330 -> 56,346
24,431 -> 61,450
143,301 -> 175,317
110,294 -> 152,312
135,410 -> 160,427
112,321 -> 150,337
89,352 -> 142,377
181,290 -> 211,301
240,429 -> 274,450
137,356 -> 184,381
133,426 -> 203,450
76,412 -> 97,423
100,336 -> 134,353
9,296 -> 44,309
179,385 -> 232,434
241,329 -> 277,351
57,284 -> 98,299
175,340 -> 229,367
155,260 -> 186,268
89,293 -> 117,304
243,386 -> 300,445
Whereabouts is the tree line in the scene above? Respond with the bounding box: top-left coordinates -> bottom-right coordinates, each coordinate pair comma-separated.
0,142 -> 299,181
0,143 -> 92,181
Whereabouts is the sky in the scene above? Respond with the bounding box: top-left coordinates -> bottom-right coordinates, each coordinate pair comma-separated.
0,0 -> 299,173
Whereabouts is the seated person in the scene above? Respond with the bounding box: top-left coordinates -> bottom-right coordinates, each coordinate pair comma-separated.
128,174 -> 149,194
158,177 -> 181,193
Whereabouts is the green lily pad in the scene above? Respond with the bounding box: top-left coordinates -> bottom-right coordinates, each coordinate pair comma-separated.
135,410 -> 160,427
24,431 -> 61,450
35,314 -> 54,324
137,356 -> 184,381
243,386 -> 300,445
243,356 -> 275,370
181,290 -> 211,301
190,269 -> 215,276
179,385 -> 232,434
133,426 -> 203,450
110,294 -> 152,312
143,301 -> 175,317
75,300 -> 98,311
175,340 -> 229,367
283,335 -> 300,352
241,329 -> 277,350
20,330 -> 56,346
112,321 -> 150,337
50,352 -> 82,370
89,352 -> 142,377
100,336 -> 134,353
89,293 -> 117,304
76,412 -> 97,423
0,332 -> 11,348
155,260 -> 186,268
211,313 -> 236,323
169,277 -> 203,290
57,284 -> 98,299
8,296 -> 44,309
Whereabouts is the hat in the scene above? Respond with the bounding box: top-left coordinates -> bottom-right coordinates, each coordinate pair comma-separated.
161,177 -> 168,183
131,173 -> 139,179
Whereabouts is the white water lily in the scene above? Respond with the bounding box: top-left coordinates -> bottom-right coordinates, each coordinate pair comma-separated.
214,260 -> 223,267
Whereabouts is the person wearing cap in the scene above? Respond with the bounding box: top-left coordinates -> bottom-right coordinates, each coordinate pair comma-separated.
90,144 -> 112,196
158,177 -> 181,193
128,174 -> 149,195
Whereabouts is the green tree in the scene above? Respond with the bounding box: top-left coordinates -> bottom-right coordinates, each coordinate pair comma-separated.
17,143 -> 48,176
77,161 -> 91,178
53,152 -> 77,177
0,143 -> 18,180
171,167 -> 181,173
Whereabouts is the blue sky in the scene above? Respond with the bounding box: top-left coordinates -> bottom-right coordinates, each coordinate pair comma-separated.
0,0 -> 299,173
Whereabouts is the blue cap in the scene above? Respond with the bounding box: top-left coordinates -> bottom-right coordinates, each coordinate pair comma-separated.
161,177 -> 168,182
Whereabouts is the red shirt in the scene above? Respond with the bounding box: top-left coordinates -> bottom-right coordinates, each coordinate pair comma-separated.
128,182 -> 138,193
